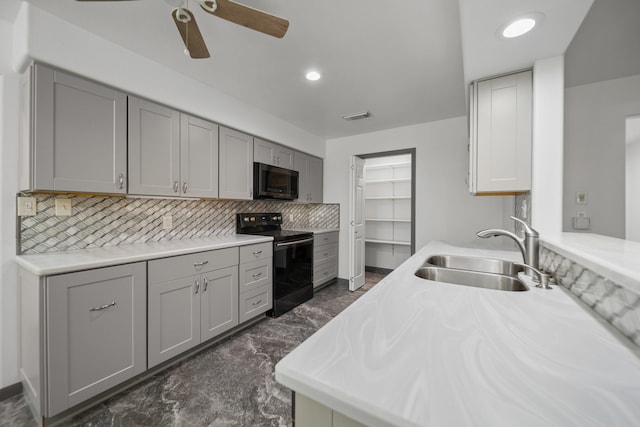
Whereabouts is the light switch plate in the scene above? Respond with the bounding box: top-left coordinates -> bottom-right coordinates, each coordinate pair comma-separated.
55,198 -> 72,216
162,215 -> 173,230
576,191 -> 588,204
18,197 -> 37,216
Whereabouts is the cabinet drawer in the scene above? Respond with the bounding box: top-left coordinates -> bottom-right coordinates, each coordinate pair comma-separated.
239,284 -> 272,323
239,258 -> 272,293
313,243 -> 338,266
313,260 -> 338,286
149,247 -> 238,284
239,242 -> 273,264
314,231 -> 338,246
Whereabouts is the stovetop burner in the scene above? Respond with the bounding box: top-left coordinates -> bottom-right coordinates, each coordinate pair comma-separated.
236,213 -> 313,242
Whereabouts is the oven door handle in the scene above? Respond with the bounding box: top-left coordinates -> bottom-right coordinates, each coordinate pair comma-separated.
275,237 -> 314,248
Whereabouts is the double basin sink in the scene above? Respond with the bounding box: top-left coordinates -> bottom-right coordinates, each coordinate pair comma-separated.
415,254 -> 528,292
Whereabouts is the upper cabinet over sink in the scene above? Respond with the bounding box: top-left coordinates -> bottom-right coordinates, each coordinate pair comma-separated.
469,70 -> 532,195
21,64 -> 127,194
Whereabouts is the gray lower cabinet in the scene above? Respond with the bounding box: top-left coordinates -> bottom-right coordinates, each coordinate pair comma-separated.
23,64 -> 127,193
238,242 -> 273,323
46,263 -> 147,416
294,152 -> 323,202
313,232 -> 339,288
219,126 -> 254,200
147,248 -> 239,368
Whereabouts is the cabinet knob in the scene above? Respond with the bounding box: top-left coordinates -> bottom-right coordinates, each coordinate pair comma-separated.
118,173 -> 124,190
183,181 -> 188,194
194,278 -> 200,294
252,299 -> 263,307
252,272 -> 263,278
173,180 -> 179,193
89,301 -> 116,312
252,250 -> 262,257
203,277 -> 208,292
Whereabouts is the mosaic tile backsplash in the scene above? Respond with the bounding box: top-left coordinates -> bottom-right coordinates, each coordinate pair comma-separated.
19,195 -> 339,254
540,245 -> 640,347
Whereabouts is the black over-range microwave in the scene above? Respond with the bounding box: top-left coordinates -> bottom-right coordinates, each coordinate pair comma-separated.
253,162 -> 299,200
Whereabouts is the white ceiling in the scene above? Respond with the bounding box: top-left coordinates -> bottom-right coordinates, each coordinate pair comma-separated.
1,0 -> 598,139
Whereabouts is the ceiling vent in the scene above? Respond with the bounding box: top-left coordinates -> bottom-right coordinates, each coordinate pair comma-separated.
341,111 -> 372,121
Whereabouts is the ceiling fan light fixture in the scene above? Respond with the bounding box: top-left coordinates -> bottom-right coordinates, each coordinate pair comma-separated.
305,71 -> 321,81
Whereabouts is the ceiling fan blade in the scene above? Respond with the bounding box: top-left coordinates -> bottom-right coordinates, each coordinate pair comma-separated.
172,8 -> 211,59
201,0 -> 289,39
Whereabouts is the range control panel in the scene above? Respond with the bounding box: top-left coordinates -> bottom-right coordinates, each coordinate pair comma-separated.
237,213 -> 283,228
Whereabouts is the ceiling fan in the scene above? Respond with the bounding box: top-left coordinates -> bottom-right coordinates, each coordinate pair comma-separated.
76,0 -> 289,59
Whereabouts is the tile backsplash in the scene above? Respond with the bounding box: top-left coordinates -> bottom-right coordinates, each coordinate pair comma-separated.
540,245 -> 640,348
19,195 -> 339,254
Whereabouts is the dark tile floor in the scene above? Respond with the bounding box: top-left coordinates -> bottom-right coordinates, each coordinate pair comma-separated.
0,273 -> 386,427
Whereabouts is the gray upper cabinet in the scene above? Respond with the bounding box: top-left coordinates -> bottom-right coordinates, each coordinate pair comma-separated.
180,114 -> 219,198
46,263 -> 146,416
219,126 -> 254,200
295,152 -> 324,203
27,64 -> 127,194
469,70 -> 532,194
254,138 -> 294,169
128,97 -> 181,197
129,98 -> 219,198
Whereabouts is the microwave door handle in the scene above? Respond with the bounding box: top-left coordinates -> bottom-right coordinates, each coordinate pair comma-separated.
275,237 -> 314,248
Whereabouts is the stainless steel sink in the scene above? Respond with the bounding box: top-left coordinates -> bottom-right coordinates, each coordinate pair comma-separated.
415,266 -> 528,292
426,254 -> 524,275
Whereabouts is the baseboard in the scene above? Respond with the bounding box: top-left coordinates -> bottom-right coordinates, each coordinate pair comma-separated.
365,266 -> 393,275
0,382 -> 23,402
335,278 -> 349,286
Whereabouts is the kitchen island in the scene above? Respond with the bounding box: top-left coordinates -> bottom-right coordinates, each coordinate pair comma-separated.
275,241 -> 640,427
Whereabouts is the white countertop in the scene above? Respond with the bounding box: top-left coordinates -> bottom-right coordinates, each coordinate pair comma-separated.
275,241 -> 640,427
542,232 -> 640,294
16,235 -> 273,276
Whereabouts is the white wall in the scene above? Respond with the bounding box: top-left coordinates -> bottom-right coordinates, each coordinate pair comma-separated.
0,16 -> 20,390
531,56 -> 565,239
325,116 -> 513,280
626,116 -> 640,242
564,73 -> 640,238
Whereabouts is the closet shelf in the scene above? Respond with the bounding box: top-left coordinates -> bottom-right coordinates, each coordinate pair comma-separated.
365,218 -> 411,223
364,239 -> 411,246
364,178 -> 411,184
365,196 -> 411,200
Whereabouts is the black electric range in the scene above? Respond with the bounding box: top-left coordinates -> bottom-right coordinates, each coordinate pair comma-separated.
236,213 -> 314,317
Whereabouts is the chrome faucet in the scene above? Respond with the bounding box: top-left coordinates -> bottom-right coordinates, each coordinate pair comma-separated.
476,216 -> 540,276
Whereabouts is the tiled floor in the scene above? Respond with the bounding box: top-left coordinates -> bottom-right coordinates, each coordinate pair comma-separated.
0,273 -> 386,427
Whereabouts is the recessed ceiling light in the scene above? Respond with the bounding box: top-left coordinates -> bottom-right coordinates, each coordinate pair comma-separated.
497,12 -> 545,40
305,71 -> 321,81
503,18 -> 536,38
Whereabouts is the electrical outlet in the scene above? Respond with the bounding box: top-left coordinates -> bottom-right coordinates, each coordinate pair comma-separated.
55,198 -> 72,216
162,215 -> 173,230
18,197 -> 37,216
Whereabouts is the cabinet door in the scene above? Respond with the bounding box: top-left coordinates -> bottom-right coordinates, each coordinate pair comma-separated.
128,96 -> 181,196
180,114 -> 219,198
46,263 -> 146,416
307,155 -> 324,202
474,70 -> 532,193
274,145 -> 295,169
32,65 -> 127,194
200,266 -> 239,342
219,126 -> 254,200
148,275 -> 201,368
254,137 -> 276,166
294,151 -> 310,202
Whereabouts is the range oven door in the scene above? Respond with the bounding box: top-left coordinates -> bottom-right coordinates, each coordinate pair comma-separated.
254,162 -> 299,200
270,236 -> 314,317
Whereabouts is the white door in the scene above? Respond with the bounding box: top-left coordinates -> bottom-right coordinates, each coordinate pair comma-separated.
350,156 -> 366,291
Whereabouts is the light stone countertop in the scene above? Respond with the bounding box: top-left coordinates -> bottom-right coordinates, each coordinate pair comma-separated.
15,235 -> 273,276
541,233 -> 640,294
275,241 -> 640,427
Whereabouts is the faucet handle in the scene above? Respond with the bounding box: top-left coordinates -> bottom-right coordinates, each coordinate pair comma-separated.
510,216 -> 539,237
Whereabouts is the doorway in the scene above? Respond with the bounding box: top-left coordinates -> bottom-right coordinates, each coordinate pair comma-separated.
349,149 -> 416,290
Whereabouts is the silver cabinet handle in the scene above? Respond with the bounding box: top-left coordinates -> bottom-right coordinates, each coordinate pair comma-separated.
252,250 -> 262,256
90,301 -> 116,311
252,272 -> 263,278
252,299 -> 262,306
118,173 -> 124,189
183,181 -> 188,194
195,278 -> 200,294
193,260 -> 209,267
203,277 -> 208,292
173,180 -> 179,193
